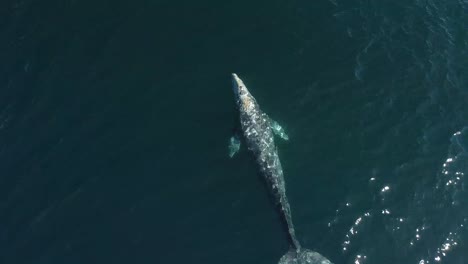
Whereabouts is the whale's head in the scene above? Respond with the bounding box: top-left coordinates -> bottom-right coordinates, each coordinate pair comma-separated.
231,73 -> 255,112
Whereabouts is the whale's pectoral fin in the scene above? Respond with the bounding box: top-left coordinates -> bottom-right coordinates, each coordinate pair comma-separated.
270,119 -> 289,141
228,133 -> 241,158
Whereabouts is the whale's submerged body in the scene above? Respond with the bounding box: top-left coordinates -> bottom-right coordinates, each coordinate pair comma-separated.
230,73 -> 332,264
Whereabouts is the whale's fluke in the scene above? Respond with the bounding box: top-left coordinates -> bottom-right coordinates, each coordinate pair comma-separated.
279,249 -> 332,264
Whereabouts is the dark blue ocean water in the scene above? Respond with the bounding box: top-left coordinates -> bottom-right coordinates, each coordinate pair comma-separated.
0,0 -> 467,263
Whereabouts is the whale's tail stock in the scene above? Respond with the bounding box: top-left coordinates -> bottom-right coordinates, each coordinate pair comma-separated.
279,248 -> 333,264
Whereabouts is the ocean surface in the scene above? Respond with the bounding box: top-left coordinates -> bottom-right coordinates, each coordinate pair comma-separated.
0,0 -> 467,263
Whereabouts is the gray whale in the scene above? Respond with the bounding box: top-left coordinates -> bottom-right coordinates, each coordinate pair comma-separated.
230,73 -> 332,264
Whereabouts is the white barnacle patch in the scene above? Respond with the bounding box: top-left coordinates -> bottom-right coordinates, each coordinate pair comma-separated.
241,95 -> 255,113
